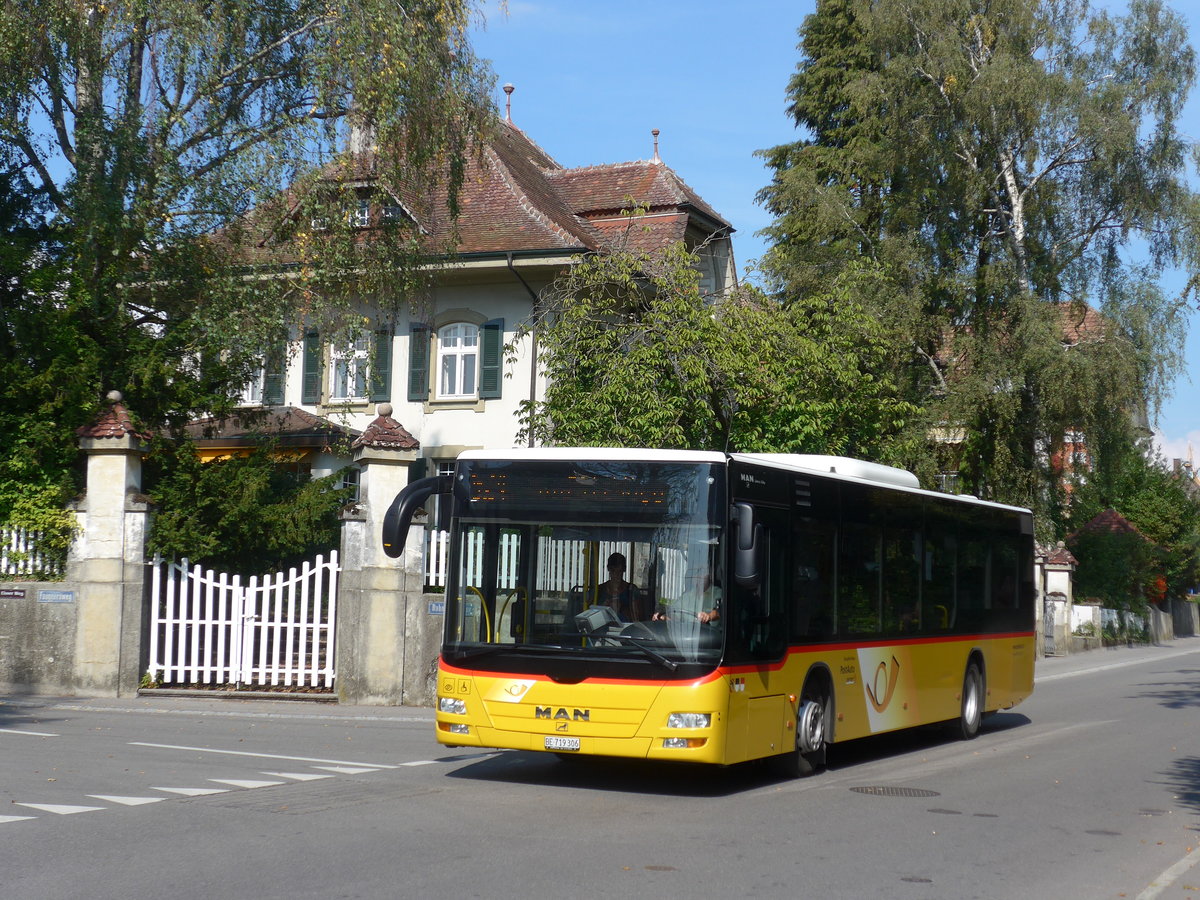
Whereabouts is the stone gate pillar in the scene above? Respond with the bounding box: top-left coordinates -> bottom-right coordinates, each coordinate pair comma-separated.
72,391 -> 151,695
336,404 -> 426,705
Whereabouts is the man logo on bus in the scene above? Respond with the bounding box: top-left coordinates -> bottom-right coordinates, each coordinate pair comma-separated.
535,707 -> 591,722
865,656 -> 901,713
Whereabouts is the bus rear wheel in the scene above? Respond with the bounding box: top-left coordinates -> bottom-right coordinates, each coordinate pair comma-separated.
957,662 -> 984,740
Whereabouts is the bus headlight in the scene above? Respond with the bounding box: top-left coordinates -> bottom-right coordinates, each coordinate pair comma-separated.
667,713 -> 711,729
439,697 -> 467,715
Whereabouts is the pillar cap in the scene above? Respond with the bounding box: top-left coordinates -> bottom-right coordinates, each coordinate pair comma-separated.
76,392 -> 152,443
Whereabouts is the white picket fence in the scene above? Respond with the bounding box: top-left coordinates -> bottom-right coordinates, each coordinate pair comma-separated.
147,552 -> 339,690
1,526 -> 65,578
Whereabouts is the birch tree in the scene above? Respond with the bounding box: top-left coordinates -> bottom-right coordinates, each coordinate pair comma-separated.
760,0 -> 1200,515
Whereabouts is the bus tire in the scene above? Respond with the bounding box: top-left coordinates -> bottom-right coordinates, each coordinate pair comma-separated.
773,685 -> 828,778
957,661 -> 984,740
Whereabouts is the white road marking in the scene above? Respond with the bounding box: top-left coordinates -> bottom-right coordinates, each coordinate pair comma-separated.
129,741 -> 399,769
0,728 -> 58,737
151,786 -> 229,797
310,765 -> 380,774
261,771 -> 332,781
1137,843 -> 1200,900
88,795 -> 165,806
14,803 -> 105,815
0,815 -> 36,823
400,760 -> 439,767
209,778 -> 285,789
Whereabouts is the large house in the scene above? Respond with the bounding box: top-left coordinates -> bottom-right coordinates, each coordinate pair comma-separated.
188,112 -> 737,488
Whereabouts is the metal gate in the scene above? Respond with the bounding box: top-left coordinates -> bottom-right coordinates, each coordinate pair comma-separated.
147,552 -> 339,690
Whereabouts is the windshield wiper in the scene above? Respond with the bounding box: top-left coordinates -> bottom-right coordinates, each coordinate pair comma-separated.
452,643 -> 560,662
611,634 -> 678,671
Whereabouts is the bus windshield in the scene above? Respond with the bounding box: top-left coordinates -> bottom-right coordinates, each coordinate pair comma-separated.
442,459 -> 726,671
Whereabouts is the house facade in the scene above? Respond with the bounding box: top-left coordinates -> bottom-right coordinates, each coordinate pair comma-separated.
194,117 -> 737,484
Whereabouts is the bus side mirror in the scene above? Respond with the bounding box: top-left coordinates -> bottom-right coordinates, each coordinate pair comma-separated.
732,502 -> 762,590
381,473 -> 454,558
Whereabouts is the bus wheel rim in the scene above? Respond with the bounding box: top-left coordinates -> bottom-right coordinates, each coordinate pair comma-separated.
797,699 -> 824,753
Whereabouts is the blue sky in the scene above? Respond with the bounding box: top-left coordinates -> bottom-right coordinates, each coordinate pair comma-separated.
469,0 -> 1199,464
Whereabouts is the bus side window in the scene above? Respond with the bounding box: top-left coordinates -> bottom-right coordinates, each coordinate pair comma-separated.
792,517 -> 835,641
838,522 -> 881,635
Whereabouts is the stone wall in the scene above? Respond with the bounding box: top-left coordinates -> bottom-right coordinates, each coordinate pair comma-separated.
0,582 -> 80,693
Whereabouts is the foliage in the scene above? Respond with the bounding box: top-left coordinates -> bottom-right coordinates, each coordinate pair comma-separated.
518,232 -> 917,457
1068,525 -> 1155,612
0,0 -> 492,556
759,0 -> 1200,516
146,441 -> 352,573
1068,442 -> 1200,598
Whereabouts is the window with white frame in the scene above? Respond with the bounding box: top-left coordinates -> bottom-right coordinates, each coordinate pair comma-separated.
331,334 -> 370,400
437,323 -> 479,399
240,367 -> 266,405
349,198 -> 370,228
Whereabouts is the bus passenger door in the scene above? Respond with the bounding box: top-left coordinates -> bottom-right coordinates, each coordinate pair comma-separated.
726,503 -> 790,762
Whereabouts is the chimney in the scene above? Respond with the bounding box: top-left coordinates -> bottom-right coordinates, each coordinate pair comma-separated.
503,83 -> 514,123
651,128 -> 661,164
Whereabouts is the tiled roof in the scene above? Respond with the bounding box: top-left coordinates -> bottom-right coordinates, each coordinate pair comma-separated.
246,119 -> 731,261
547,160 -> 725,226
352,406 -> 420,451
1069,508 -> 1149,542
182,406 -> 359,450
1039,541 -> 1078,566
76,395 -> 152,441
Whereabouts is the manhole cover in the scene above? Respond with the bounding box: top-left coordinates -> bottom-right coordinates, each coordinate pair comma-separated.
850,786 -> 941,798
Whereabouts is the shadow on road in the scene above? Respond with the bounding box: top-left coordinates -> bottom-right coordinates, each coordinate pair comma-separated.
1156,756 -> 1200,829
440,712 -> 1033,797
1129,667 -> 1200,710
0,694 -> 72,729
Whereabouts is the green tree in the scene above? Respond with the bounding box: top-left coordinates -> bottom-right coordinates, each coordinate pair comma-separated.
760,0 -> 1199,516
519,236 -> 916,457
1069,442 -> 1200,599
0,0 -> 492,561
145,441 -> 352,573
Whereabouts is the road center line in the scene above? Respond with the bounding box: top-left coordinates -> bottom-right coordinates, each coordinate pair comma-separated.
0,728 -> 59,737
129,741 -> 400,769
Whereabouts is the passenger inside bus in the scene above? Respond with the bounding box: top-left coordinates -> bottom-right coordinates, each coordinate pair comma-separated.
597,552 -> 644,622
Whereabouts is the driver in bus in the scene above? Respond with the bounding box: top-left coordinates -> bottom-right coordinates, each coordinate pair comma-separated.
655,570 -> 721,624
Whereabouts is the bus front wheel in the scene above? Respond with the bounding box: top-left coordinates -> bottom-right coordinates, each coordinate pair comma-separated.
957,662 -> 984,740
773,688 -> 828,778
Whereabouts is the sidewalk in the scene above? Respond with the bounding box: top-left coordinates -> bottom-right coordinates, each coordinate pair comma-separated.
0,691 -> 438,721
1035,634 -> 1200,683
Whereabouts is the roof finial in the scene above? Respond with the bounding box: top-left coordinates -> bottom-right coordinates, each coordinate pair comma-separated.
651,128 -> 661,164
503,83 -> 514,124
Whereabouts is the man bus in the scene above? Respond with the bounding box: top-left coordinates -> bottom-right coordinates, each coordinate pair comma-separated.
382,448 -> 1035,775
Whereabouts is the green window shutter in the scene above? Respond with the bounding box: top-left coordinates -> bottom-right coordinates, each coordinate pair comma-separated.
408,323 -> 431,402
264,342 -> 286,406
301,331 -> 322,404
479,318 -> 504,400
370,330 -> 393,402
409,457 -> 427,481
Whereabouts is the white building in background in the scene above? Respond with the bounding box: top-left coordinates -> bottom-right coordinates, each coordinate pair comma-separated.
188,113 -> 737,484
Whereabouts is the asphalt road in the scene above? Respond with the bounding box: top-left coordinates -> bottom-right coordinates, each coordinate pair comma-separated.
3,638 -> 1199,900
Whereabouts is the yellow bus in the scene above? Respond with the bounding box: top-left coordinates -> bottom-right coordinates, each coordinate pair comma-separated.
383,448 -> 1036,775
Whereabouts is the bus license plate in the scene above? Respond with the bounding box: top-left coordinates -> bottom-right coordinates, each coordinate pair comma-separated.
544,736 -> 580,751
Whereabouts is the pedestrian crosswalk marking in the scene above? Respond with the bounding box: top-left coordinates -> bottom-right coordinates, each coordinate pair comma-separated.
151,786 -> 229,796
15,802 -> 105,815
209,778 -> 286,789
88,795 -> 166,806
